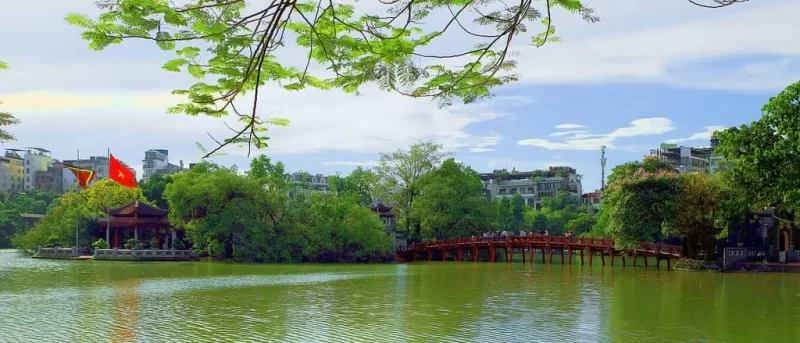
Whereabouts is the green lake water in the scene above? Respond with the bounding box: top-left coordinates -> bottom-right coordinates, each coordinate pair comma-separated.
1,250 -> 798,342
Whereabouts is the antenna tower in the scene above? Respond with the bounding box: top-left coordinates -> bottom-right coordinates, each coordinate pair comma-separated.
600,145 -> 607,191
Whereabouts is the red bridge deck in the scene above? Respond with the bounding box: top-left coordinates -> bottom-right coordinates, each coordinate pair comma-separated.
396,235 -> 683,269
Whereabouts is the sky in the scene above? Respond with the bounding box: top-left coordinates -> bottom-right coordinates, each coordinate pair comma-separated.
1,0 -> 798,192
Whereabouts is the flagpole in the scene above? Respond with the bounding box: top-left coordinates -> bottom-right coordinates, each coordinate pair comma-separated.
76,149 -> 80,252
106,148 -> 111,247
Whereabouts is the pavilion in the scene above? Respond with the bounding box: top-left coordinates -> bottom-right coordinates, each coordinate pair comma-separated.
96,200 -> 178,249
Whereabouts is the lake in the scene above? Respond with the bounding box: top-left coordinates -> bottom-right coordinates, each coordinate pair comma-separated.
1,250 -> 798,342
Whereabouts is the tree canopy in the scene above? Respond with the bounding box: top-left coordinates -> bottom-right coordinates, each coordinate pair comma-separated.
164,158 -> 394,262
66,0 -> 601,155
716,80 -> 800,216
375,140 -> 449,242
411,158 -> 491,239
0,60 -> 19,142
11,179 -> 147,250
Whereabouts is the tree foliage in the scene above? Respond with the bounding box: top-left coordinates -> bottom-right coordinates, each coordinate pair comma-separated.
0,191 -> 59,248
411,158 -> 491,239
716,80 -> 800,216
67,0 -> 599,155
11,179 -> 147,250
140,174 -> 175,209
165,157 -> 393,262
375,140 -> 449,242
601,158 -> 681,249
0,60 -> 20,142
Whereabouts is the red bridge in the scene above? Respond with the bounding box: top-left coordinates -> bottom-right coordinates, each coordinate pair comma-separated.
396,235 -> 683,269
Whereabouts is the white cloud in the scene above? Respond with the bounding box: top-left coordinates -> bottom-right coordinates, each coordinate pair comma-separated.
511,0 -> 800,89
467,134 -> 502,153
665,125 -> 727,144
518,117 -> 675,151
555,124 -> 587,130
551,130 -> 588,137
6,87 -> 517,158
321,161 -> 378,167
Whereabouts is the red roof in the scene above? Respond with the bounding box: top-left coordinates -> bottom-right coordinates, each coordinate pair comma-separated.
369,203 -> 395,217
96,217 -> 173,229
581,192 -> 603,198
106,200 -> 169,218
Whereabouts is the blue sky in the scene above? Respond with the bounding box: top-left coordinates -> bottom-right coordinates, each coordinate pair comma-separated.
1,0 -> 798,192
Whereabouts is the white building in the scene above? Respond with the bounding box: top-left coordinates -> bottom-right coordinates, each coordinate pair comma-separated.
479,166 -> 583,207
142,149 -> 184,182
23,148 -> 52,191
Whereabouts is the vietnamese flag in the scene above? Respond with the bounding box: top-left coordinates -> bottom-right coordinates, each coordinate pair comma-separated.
109,154 -> 137,188
64,163 -> 96,189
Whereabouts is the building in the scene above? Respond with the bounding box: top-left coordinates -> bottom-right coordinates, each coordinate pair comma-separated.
33,162 -> 66,193
479,166 -> 583,207
286,172 -> 330,193
0,150 -> 25,192
650,135 -> 730,175
369,203 -> 405,247
23,148 -> 52,191
580,191 -> 603,213
142,149 -> 185,182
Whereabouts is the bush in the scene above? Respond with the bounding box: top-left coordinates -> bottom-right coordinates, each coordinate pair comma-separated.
92,239 -> 109,249
124,238 -> 143,249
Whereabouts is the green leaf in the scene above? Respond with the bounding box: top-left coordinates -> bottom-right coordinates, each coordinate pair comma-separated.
283,83 -> 305,91
162,58 -> 188,72
0,61 -> 8,70
187,65 -> 206,78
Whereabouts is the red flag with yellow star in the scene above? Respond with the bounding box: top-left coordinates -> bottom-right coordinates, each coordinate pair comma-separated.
63,163 -> 95,189
109,154 -> 137,188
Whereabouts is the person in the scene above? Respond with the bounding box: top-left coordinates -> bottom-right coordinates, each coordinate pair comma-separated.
544,230 -> 549,237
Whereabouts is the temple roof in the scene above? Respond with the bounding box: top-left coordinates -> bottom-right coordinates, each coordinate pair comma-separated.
107,200 -> 169,218
369,203 -> 395,217
96,217 -> 173,229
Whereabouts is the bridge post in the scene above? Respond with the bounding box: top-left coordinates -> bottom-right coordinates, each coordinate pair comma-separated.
633,253 -> 637,267
644,255 -> 648,268
560,248 -> 565,265
521,246 -> 526,264
473,246 -> 478,262
506,245 -> 512,263
600,251 -> 605,266
548,246 -> 554,264
622,254 -> 626,267
541,246 -> 546,264
568,247 -> 573,265
656,255 -> 661,269
529,244 -> 534,264
580,248 -> 584,265
588,248 -> 593,266
427,249 -> 432,261
489,246 -> 495,263
667,258 -> 671,270
442,249 -> 447,262
609,250 -> 614,266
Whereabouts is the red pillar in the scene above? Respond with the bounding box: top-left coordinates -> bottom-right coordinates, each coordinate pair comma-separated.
114,228 -> 119,248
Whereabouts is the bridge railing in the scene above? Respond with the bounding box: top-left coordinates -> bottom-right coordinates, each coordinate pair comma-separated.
398,235 -> 681,257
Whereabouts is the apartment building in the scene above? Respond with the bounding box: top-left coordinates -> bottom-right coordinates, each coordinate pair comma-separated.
479,166 -> 583,207
23,148 -> 52,191
143,149 -> 184,182
286,172 -> 330,194
650,135 -> 729,175
0,150 -> 24,192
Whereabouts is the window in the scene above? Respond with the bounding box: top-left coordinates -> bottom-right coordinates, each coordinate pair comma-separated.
26,160 -> 30,165
26,168 -> 30,174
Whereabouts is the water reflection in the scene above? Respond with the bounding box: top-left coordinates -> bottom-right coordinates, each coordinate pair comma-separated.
111,280 -> 140,343
2,250 -> 800,342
